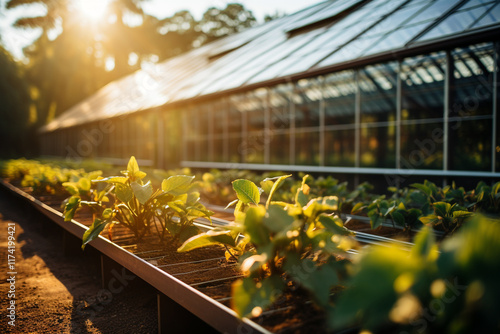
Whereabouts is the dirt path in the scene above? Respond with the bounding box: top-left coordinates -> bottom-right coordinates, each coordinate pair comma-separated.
0,187 -> 157,334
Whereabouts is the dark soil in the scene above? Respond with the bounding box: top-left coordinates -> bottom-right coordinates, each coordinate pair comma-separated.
0,186 -> 158,334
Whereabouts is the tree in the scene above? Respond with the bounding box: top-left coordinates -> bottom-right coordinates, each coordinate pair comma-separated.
5,0 -> 159,125
196,3 -> 256,45
0,45 -> 31,158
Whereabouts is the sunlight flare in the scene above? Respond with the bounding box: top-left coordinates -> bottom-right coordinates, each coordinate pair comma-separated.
74,0 -> 110,21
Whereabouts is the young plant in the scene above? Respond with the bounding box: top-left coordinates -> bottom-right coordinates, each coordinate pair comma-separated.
419,201 -> 472,235
331,215 -> 500,333
64,156 -> 212,249
179,174 -> 357,319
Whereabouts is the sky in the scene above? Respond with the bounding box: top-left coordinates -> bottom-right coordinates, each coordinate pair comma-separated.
0,0 -> 322,61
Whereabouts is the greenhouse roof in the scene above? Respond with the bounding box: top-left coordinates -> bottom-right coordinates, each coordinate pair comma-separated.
41,0 -> 500,132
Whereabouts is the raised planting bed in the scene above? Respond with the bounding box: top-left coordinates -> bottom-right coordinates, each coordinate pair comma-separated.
0,179 -> 270,334
5,158 -> 498,333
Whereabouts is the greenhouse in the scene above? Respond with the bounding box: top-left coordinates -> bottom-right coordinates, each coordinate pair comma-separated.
40,0 -> 500,188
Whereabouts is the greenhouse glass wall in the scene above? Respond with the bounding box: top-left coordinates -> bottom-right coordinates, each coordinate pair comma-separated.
40,0 -> 500,188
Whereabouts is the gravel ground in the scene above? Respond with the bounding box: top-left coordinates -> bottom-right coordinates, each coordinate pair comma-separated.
0,186 -> 158,334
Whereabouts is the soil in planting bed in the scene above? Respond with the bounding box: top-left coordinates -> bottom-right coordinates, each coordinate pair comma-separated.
1,180 -> 381,333
0,186 -> 157,334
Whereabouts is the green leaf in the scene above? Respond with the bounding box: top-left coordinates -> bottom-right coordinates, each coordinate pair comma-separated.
178,228 -> 237,252
433,202 -> 451,217
243,206 -> 269,246
77,177 -> 91,192
411,183 -> 433,198
161,175 -> 195,195
131,181 -> 153,205
370,214 -> 384,229
303,196 -> 338,219
260,179 -> 274,195
232,276 -> 285,317
452,210 -> 472,218
318,215 -> 351,235
391,210 -> 405,227
63,195 -> 80,221
123,156 -> 147,181
351,202 -> 365,214
94,176 -> 128,184
411,226 -> 437,259
262,174 -> 292,209
62,182 -> 79,195
263,204 -> 294,233
295,175 -> 310,207
82,218 -> 108,250
115,183 -> 133,203
232,179 -> 260,205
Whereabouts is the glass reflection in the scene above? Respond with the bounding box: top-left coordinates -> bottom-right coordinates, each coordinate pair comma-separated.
448,43 -> 495,171
295,131 -> 320,165
325,129 -> 355,166
401,122 -> 444,169
360,125 -> 396,168
360,62 -> 397,123
401,52 -> 446,120
294,77 -> 322,128
324,70 -> 356,125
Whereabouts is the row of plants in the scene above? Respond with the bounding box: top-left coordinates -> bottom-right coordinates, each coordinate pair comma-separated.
199,168 -> 500,236
1,157 -> 499,332
179,175 -> 500,333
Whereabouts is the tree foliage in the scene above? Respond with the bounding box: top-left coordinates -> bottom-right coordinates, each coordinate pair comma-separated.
2,1 -> 257,155
0,45 -> 31,158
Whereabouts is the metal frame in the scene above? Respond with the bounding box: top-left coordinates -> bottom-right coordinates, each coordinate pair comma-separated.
182,40 -> 499,183
180,160 -> 500,178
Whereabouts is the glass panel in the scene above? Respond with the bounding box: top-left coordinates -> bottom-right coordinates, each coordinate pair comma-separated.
408,0 -> 462,24
294,77 -> 322,128
213,100 -> 227,135
362,2 -> 430,38
324,70 -> 356,125
360,62 -> 398,123
418,5 -> 493,41
401,52 -> 446,120
270,132 -> 290,164
213,137 -> 225,162
295,131 -> 320,165
186,140 -> 197,161
451,43 -> 495,117
364,22 -> 429,56
198,138 -> 210,161
325,129 -> 355,166
449,119 -> 492,171
244,89 -> 267,132
401,122 -> 444,169
198,105 -> 211,137
460,0 -> 496,11
228,134 -> 243,163
285,0 -> 362,33
471,3 -> 500,29
360,125 -> 396,168
245,131 -> 265,163
228,94 -> 244,134
270,84 -> 291,130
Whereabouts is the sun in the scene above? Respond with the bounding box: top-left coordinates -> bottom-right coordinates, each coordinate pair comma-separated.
74,0 -> 110,21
